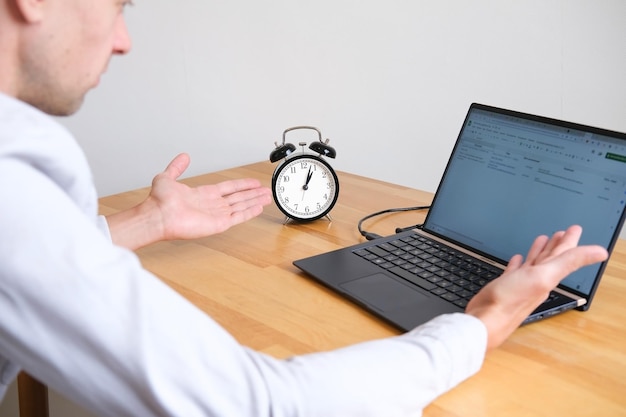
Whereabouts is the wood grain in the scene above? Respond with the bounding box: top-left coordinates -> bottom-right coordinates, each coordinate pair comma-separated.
20,160 -> 622,417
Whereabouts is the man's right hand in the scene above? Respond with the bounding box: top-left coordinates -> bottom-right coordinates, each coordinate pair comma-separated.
466,225 -> 608,351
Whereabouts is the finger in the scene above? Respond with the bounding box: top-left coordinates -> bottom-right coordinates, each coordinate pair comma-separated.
216,202 -> 266,229
544,244 -> 608,278
215,178 -> 265,197
534,225 -> 583,264
163,153 -> 191,180
523,234 -> 550,265
226,188 -> 272,210
504,253 -> 524,272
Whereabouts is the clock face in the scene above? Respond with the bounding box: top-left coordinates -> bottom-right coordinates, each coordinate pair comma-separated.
272,154 -> 339,221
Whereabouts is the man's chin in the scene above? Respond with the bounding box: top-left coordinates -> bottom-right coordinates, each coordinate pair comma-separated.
19,86 -> 88,116
41,96 -> 86,117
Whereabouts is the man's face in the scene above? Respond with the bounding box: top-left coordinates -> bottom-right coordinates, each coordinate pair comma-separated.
18,0 -> 132,116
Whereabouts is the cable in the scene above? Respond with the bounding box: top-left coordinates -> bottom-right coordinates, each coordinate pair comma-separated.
357,205 -> 430,240
395,223 -> 425,234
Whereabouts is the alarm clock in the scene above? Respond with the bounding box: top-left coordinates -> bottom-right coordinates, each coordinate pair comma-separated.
269,126 -> 339,222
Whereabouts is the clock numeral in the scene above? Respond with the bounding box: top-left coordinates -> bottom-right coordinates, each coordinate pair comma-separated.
282,175 -> 290,182
290,166 -> 297,174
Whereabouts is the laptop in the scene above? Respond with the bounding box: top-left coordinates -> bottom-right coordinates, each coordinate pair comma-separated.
294,103 -> 626,331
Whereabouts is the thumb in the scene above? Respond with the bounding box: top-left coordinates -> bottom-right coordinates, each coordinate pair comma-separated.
162,153 -> 191,180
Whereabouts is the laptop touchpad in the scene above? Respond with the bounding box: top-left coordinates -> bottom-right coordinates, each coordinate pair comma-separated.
341,273 -> 428,312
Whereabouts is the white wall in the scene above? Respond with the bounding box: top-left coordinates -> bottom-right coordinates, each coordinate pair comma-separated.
62,1 -> 626,197
59,0 -> 626,237
2,1 -> 625,416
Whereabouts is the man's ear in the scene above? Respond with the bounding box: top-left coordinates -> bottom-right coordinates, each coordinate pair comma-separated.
13,0 -> 46,23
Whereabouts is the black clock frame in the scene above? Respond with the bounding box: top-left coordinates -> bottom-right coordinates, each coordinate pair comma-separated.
271,153 -> 340,222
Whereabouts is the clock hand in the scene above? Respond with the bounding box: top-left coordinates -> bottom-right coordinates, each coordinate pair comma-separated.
303,167 -> 313,191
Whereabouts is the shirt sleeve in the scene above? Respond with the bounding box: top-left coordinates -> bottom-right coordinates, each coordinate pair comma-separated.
245,313 -> 486,417
95,215 -> 113,241
0,159 -> 487,417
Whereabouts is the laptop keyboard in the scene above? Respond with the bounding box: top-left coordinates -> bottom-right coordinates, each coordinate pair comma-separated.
353,233 -> 503,309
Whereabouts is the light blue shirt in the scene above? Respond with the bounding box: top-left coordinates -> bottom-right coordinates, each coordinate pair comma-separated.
0,93 -> 486,416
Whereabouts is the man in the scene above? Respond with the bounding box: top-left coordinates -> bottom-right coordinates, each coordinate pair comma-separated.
0,1 -> 608,416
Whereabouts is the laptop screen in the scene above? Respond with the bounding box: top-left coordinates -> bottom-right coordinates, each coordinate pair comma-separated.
423,103 -> 626,297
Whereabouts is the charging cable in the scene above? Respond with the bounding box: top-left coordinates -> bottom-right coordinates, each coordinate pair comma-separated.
357,205 -> 430,240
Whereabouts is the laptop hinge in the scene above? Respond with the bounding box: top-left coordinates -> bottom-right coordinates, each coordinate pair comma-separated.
554,287 -> 587,307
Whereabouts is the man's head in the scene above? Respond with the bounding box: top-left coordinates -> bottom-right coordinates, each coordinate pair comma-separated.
0,0 -> 132,116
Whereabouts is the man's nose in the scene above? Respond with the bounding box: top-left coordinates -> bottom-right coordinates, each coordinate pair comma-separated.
113,15 -> 132,55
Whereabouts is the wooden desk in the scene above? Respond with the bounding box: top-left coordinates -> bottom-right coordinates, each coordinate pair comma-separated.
20,161 -> 626,416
